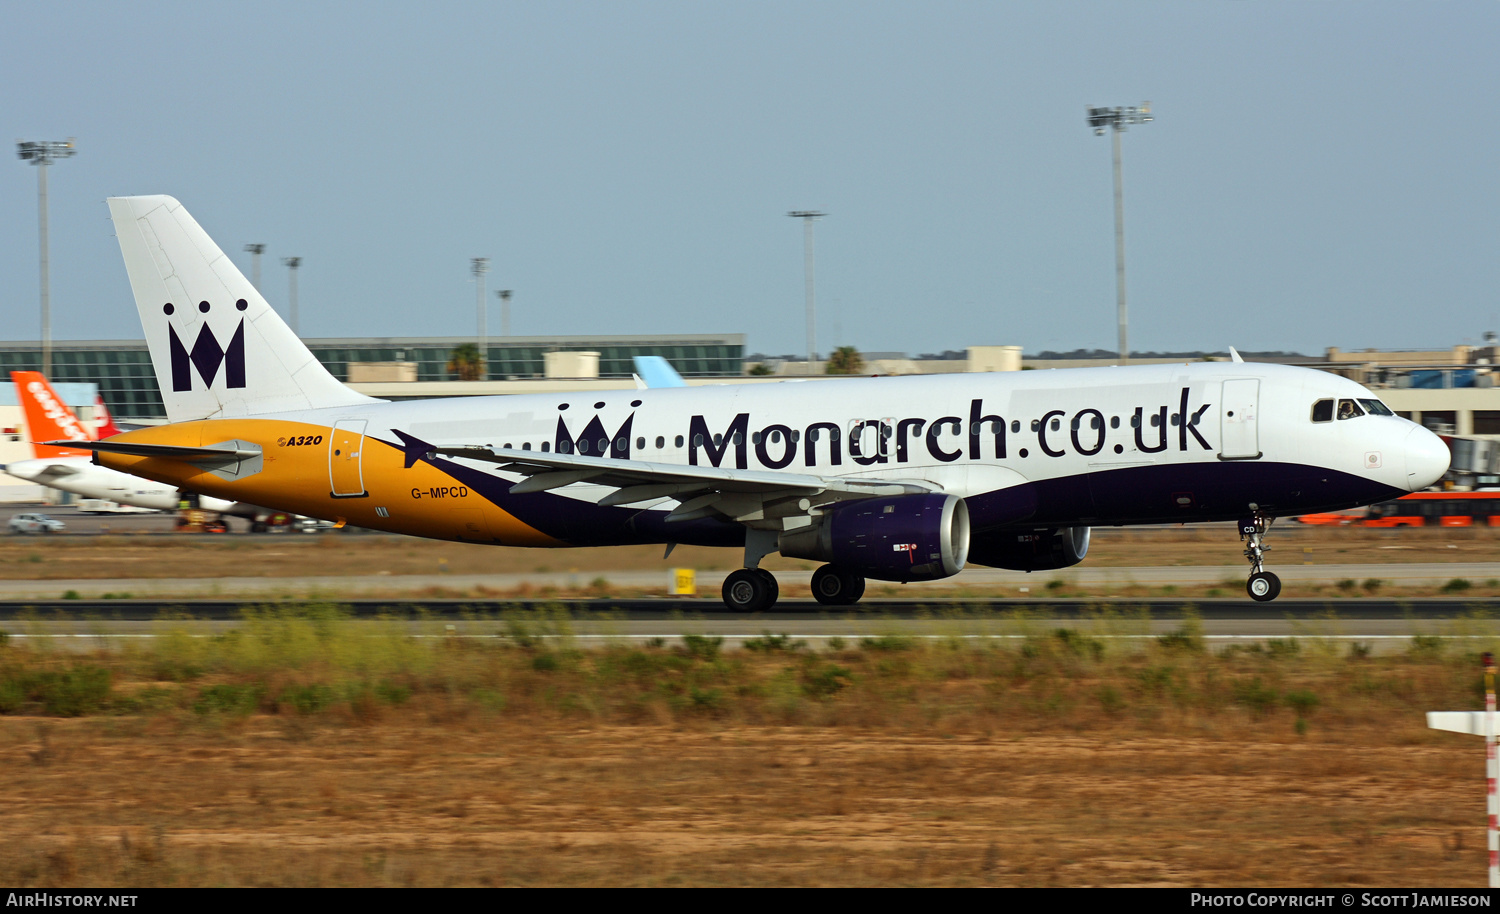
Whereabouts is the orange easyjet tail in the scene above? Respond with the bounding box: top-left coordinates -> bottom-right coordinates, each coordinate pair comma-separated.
10,371 -> 96,458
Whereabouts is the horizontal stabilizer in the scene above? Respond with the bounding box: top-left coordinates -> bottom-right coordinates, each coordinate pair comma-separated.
43,439 -> 261,463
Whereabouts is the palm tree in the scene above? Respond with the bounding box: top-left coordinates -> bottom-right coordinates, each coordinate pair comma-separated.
447,343 -> 484,381
825,346 -> 864,375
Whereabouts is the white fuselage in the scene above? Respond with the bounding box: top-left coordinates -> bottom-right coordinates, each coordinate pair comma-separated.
3,456 -> 236,513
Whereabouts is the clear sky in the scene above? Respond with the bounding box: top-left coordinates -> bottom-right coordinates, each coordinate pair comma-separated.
3,1 -> 1496,358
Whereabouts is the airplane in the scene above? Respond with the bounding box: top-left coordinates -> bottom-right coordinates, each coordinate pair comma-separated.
63,195 -> 1449,609
3,370 -> 254,526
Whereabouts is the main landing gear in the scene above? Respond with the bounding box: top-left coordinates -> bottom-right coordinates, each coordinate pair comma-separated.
720,564 -> 868,610
722,568 -> 779,612
810,565 -> 865,606
1239,511 -> 1281,602
720,530 -> 869,611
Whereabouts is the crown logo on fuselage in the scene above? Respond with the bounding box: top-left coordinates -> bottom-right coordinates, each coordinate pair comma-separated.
555,413 -> 634,459
164,300 -> 247,392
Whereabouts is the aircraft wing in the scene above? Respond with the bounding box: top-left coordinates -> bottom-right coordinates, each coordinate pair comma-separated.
425,439 -> 936,523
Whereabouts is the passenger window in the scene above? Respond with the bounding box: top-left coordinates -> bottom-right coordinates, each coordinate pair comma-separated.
1030,419 -> 1040,432
1337,399 -> 1365,420
675,435 -> 685,448
540,442 -> 549,452
636,437 -> 644,450
655,436 -> 664,449
1311,399 -> 1334,422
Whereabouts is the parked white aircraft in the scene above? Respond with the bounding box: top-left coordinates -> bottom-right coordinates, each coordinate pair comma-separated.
4,371 -> 247,524
68,195 -> 1448,608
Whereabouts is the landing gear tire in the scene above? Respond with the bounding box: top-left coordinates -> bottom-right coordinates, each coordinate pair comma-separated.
754,568 -> 780,606
723,568 -> 778,612
810,565 -> 866,606
1247,571 -> 1281,602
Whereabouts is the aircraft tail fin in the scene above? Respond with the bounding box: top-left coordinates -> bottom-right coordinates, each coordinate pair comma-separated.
92,393 -> 123,438
633,355 -> 688,388
106,195 -> 379,422
10,371 -> 94,459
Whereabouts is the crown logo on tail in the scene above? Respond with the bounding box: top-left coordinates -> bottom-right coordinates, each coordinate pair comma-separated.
166,300 -> 246,392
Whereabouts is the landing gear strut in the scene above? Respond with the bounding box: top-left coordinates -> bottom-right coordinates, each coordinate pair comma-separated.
722,529 -> 783,612
1239,511 -> 1281,602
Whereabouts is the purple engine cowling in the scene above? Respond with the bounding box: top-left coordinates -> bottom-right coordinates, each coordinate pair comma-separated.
779,493 -> 970,582
966,526 -> 1091,572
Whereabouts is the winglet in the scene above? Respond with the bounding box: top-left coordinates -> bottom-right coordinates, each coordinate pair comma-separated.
633,356 -> 688,388
1229,347 -> 1244,363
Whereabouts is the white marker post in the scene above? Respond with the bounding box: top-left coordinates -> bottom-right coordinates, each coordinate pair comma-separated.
1426,651 -> 1499,887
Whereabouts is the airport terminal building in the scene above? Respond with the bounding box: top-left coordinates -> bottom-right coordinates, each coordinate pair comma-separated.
0,334 -> 745,421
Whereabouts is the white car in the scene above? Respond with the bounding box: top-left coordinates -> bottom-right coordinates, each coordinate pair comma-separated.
9,513 -> 66,534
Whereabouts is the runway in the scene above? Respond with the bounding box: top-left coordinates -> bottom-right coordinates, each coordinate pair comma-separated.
5,596 -> 1498,655
4,561 -> 1500,601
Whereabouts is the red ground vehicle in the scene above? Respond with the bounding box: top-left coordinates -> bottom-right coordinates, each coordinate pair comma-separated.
1295,491 -> 1500,527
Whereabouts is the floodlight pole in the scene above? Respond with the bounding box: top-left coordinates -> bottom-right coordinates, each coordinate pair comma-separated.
472,258 -> 490,381
497,290 -> 513,339
244,244 -> 266,292
1088,103 -> 1152,366
787,211 -> 825,374
281,257 -> 301,334
17,139 -> 76,377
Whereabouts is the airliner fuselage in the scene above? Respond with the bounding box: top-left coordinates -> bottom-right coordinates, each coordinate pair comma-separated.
78,195 -> 1450,609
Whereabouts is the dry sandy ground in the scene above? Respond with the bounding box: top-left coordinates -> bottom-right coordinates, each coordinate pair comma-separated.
0,713 -> 1483,887
2,526 -> 1497,582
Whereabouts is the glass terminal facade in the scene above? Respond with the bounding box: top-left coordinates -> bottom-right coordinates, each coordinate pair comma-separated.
0,335 -> 744,420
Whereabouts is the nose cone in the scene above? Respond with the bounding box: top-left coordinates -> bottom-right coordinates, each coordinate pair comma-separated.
1404,425 -> 1450,492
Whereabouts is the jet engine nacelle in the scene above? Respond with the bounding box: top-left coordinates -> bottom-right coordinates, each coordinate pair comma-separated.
779,493 -> 970,582
968,526 -> 1091,572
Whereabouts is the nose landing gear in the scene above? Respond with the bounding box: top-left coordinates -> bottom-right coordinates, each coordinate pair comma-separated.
1239,512 -> 1281,602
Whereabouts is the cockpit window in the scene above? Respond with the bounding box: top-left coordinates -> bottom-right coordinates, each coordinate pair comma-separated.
1311,399 -> 1334,422
1337,399 -> 1365,420
1359,398 -> 1394,416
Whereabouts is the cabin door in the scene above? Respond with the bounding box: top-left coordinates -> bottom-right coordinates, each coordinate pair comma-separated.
329,419 -> 368,497
1219,380 -> 1261,460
